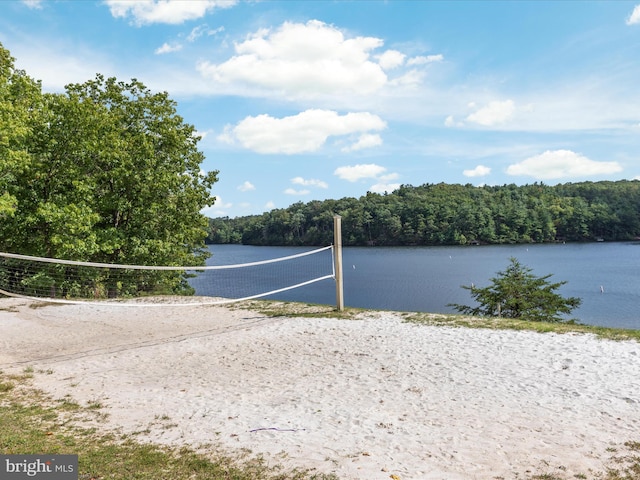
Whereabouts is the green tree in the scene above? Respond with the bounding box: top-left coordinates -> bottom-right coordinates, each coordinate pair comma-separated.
5,73 -> 218,267
206,180 -> 640,247
1,44 -> 219,297
449,257 -> 582,323
0,44 -> 42,221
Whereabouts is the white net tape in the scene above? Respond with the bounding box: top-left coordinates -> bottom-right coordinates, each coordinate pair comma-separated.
0,246 -> 335,307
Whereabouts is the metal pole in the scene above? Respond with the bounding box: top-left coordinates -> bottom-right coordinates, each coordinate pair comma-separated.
333,214 -> 344,311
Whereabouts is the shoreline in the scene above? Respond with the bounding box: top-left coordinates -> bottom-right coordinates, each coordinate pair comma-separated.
2,297 -> 639,479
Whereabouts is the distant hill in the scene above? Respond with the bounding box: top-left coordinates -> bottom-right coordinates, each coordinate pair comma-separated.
207,180 -> 640,247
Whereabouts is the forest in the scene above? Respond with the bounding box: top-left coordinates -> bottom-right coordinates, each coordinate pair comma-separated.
207,180 -> 640,247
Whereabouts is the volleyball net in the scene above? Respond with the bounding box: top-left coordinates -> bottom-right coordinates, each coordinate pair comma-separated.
0,246 -> 335,306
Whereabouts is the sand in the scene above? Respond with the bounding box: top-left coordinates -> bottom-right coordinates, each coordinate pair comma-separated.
1,297 -> 639,479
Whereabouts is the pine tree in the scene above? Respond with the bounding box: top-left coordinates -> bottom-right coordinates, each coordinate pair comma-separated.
449,257 -> 582,323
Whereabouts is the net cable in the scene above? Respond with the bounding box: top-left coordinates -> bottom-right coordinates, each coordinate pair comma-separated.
0,246 -> 335,307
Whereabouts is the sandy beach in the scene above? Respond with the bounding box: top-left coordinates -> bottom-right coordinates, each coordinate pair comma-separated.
1,297 -> 639,479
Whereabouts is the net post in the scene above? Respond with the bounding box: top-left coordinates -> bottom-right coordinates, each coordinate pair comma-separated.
333,214 -> 344,311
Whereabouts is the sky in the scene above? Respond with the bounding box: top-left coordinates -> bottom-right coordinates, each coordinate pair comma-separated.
1,0 -> 640,218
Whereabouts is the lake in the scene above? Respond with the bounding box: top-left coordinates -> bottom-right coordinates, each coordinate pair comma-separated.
192,242 -> 640,330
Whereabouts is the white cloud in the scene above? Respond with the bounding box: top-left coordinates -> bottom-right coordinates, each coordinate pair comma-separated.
194,19 -> 443,102
291,177 -> 328,189
21,0 -> 42,9
342,133 -> 383,152
506,150 -> 623,180
626,5 -> 640,25
187,25 -> 208,42
463,165 -> 491,177
228,109 -> 386,154
407,54 -> 443,66
377,50 -> 405,70
237,181 -> 255,192
105,0 -> 238,25
444,115 -> 464,127
388,69 -> 425,87
155,42 -> 182,54
379,173 -> 400,182
334,164 -> 400,192
155,25 -> 223,56
369,182 -> 401,194
197,20 -> 389,98
216,125 -> 235,145
201,195 -> 232,217
334,163 -> 388,182
466,100 -> 515,126
9,46 -> 114,92
284,188 -> 310,196
264,201 -> 276,210
194,129 -> 209,140
187,24 -> 223,42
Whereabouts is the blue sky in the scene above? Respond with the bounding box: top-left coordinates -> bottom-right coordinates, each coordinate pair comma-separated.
2,1 -> 640,218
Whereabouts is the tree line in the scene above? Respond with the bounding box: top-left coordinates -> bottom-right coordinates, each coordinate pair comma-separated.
207,181 -> 640,246
1,44 -> 217,297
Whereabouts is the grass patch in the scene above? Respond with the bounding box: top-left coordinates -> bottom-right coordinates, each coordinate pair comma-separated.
235,299 -> 640,342
0,372 -> 337,480
3,300 -> 639,479
2,372 -> 638,480
233,299 -> 366,320
605,441 -> 640,480
402,311 -> 640,342
26,301 -> 67,309
525,440 -> 640,479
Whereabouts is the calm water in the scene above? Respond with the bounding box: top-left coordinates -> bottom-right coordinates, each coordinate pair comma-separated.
193,242 -> 640,330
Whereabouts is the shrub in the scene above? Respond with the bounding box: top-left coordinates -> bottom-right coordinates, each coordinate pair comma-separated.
449,257 -> 582,323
